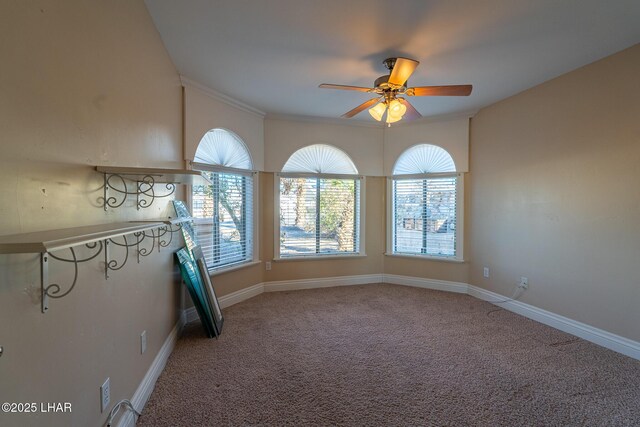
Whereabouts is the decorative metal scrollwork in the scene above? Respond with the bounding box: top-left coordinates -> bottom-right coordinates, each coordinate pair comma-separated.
136,176 -> 176,210
41,243 -> 104,313
100,173 -> 177,211
158,224 -> 183,249
138,229 -> 156,261
38,219 -> 192,313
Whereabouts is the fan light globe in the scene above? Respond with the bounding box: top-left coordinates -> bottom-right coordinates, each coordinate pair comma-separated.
388,99 -> 407,117
369,102 -> 387,121
386,111 -> 402,124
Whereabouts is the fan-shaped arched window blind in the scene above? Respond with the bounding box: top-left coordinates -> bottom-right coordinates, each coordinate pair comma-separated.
393,144 -> 456,175
192,129 -> 253,270
390,144 -> 461,259
282,144 -> 358,174
194,129 -> 253,170
278,144 -> 361,258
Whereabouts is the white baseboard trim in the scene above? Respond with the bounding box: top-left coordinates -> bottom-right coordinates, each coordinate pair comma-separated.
467,284 -> 640,361
219,282 -> 265,308
264,274 -> 383,292
184,282 -> 266,324
383,274 -> 469,294
117,317 -> 184,427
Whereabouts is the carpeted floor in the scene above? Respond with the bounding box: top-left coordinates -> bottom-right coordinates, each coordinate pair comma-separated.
138,284 -> 640,426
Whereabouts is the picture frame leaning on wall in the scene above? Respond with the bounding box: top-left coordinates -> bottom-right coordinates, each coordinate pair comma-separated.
191,245 -> 224,336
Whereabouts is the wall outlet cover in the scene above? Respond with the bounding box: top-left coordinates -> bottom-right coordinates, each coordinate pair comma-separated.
141,330 -> 147,354
100,377 -> 110,413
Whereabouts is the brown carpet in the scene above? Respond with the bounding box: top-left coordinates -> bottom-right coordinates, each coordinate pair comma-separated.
138,284 -> 640,426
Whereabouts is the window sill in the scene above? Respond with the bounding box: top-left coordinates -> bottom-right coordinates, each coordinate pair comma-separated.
384,253 -> 466,263
208,260 -> 262,277
275,253 -> 367,262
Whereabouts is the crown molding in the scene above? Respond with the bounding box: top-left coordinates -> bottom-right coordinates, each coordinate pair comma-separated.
180,75 -> 266,118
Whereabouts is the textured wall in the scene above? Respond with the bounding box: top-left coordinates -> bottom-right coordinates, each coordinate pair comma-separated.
468,44 -> 640,341
0,1 -> 183,426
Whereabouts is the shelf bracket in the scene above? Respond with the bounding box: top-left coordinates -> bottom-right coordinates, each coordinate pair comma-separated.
100,172 -> 177,211
41,253 -> 49,313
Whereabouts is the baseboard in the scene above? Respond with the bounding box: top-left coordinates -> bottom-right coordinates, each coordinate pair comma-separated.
264,274 -> 383,292
219,282 -> 265,308
383,274 -> 468,293
116,317 -> 184,427
467,284 -> 640,361
183,282 -> 266,323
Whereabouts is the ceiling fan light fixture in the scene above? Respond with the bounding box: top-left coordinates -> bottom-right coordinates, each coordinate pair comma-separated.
369,101 -> 387,121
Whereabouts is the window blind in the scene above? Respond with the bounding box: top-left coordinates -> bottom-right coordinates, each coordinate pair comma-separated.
279,177 -> 360,257
192,171 -> 253,269
392,176 -> 457,257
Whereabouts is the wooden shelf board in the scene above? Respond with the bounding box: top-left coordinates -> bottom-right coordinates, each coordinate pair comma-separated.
95,166 -> 210,185
134,217 -> 194,225
0,222 -> 163,254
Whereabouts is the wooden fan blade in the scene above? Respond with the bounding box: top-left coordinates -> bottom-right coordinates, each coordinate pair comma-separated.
319,84 -> 373,92
408,85 -> 473,96
397,98 -> 422,121
388,57 -> 419,86
342,98 -> 380,118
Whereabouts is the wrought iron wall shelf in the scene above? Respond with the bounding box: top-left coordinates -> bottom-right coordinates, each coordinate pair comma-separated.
0,218 -> 192,313
96,166 -> 210,211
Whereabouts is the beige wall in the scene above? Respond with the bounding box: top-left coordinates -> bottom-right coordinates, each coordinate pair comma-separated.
0,2 -> 182,426
383,117 -> 471,174
468,44 -> 640,342
264,118 -> 383,175
183,84 -> 265,170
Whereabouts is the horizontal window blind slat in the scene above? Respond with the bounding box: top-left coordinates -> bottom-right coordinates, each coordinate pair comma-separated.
192,171 -> 253,269
392,177 -> 457,258
279,177 -> 360,257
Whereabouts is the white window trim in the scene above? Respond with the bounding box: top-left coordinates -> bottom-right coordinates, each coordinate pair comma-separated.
386,173 -> 464,262
187,165 -> 260,273
274,173 -> 366,260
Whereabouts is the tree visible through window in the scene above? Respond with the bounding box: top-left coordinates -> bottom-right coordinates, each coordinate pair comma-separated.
192,129 -> 254,269
278,144 -> 361,258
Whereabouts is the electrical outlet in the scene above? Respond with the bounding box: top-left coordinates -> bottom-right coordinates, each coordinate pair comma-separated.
140,330 -> 147,354
483,267 -> 489,278
100,377 -> 110,413
265,261 -> 272,271
519,276 -> 529,289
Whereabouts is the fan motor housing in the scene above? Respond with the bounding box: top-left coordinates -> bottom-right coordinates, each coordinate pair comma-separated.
375,75 -> 406,91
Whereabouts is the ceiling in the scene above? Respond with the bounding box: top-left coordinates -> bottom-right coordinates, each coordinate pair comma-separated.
145,0 -> 640,122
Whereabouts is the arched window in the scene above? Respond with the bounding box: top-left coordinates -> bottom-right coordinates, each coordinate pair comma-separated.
390,144 -> 462,259
277,144 -> 363,258
191,129 -> 254,270
282,144 -> 358,174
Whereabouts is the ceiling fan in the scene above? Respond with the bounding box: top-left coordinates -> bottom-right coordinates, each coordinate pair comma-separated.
319,57 -> 472,125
